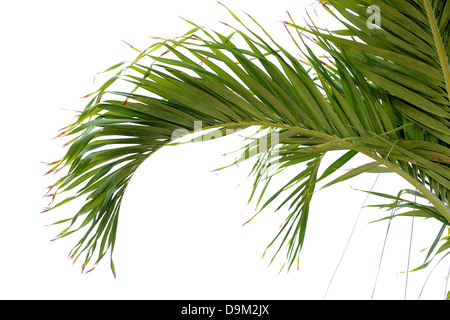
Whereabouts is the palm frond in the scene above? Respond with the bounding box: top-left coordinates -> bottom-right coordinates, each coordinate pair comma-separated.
44,0 -> 449,293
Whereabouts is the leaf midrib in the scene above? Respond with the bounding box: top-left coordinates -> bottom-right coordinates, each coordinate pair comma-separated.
176,120 -> 450,223
424,0 -> 450,103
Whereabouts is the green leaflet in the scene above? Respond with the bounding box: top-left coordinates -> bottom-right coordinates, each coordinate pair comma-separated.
321,161 -> 383,189
318,150 -> 358,181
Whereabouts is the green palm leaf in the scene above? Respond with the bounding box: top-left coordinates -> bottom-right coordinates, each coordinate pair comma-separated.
44,0 -> 449,296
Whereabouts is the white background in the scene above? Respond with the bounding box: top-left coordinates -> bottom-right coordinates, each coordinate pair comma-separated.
0,0 -> 448,300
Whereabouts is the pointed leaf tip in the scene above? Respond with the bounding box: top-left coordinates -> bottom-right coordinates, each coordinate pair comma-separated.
243,11 -> 253,19
85,267 -> 95,274
121,39 -> 135,49
43,168 -> 55,176
110,259 -> 116,278
53,131 -> 67,139
40,207 -> 53,214
81,93 -> 93,99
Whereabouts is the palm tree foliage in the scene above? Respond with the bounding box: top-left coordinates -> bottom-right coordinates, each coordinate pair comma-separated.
44,0 -> 449,295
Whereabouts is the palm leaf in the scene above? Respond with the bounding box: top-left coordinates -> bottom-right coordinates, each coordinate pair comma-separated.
44,0 -> 449,296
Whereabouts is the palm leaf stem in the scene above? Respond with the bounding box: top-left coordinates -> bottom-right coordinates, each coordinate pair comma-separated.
205,121 -> 450,222
424,0 -> 450,103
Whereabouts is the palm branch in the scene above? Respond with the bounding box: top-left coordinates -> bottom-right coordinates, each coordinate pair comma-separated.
43,0 -> 449,296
